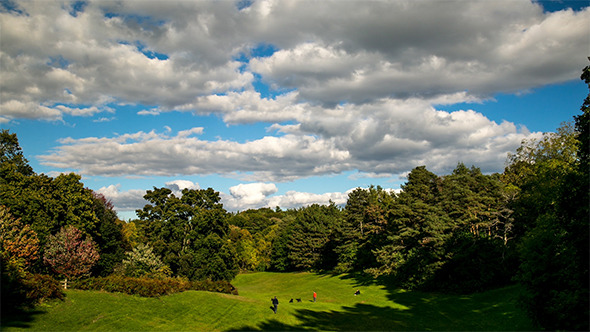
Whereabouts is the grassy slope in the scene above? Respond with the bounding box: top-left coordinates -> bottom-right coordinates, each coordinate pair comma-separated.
2,272 -> 534,331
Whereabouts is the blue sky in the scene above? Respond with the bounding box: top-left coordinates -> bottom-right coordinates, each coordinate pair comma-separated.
1,0 -> 588,219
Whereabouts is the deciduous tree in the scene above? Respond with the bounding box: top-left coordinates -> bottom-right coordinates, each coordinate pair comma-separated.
43,226 -> 99,280
137,187 -> 238,281
512,66 -> 589,330
0,206 -> 40,274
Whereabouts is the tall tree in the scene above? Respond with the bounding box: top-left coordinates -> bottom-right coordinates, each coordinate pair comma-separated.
288,204 -> 341,271
433,164 -> 516,292
339,186 -> 395,272
136,187 -> 238,281
0,172 -> 100,248
510,65 -> 589,330
0,129 -> 33,178
372,172 -> 451,289
91,192 -> 130,276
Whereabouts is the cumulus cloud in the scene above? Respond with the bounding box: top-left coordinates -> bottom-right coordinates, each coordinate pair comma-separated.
97,180 -> 199,214
98,181 -> 349,214
266,191 -> 349,210
247,1 -> 588,104
96,184 -> 148,211
224,182 -> 278,209
38,95 -> 535,180
165,179 -> 200,197
1,1 -> 587,120
38,127 -> 351,181
3,0 -> 586,211
221,183 -> 351,211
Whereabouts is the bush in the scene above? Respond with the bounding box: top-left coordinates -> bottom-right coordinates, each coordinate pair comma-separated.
71,276 -> 238,297
22,274 -> 65,302
190,279 -> 238,295
1,263 -> 65,316
115,244 -> 171,279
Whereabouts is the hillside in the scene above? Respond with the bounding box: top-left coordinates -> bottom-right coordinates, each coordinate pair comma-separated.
3,272 -> 533,331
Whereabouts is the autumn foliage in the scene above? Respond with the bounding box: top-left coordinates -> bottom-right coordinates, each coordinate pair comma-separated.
43,226 -> 100,279
0,206 -> 40,274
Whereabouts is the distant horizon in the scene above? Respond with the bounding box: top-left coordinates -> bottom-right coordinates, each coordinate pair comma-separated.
2,0 -> 588,220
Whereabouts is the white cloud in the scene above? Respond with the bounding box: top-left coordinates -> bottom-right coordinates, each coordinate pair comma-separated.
165,179 -> 200,197
3,0 -> 585,212
96,184 -> 148,211
137,109 -> 161,116
1,1 -> 587,121
221,183 -> 351,211
225,182 -> 278,209
38,127 -> 351,181
97,181 -> 349,214
38,95 -> 537,180
266,190 -> 349,210
93,117 -> 116,123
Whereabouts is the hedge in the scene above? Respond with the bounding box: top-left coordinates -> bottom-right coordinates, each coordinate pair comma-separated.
71,276 -> 238,297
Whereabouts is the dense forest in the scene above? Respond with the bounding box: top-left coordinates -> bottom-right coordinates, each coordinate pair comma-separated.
2,66 -> 588,330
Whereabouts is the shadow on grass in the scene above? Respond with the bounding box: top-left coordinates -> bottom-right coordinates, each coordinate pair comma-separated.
333,271 -> 379,287
230,273 -> 532,331
1,307 -> 46,329
232,293 -> 530,331
231,303 -> 408,331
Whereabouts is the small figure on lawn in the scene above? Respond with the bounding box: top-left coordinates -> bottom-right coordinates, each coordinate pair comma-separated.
313,291 -> 317,302
271,296 -> 279,314
354,289 -> 360,296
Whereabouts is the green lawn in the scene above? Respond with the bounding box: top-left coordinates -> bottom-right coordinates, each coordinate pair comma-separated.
2,272 -> 534,331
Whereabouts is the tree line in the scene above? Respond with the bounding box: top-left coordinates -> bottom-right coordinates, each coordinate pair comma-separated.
2,66 -> 588,330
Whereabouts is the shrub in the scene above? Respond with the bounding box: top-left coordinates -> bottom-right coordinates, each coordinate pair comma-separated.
1,259 -> 65,315
190,279 -> 238,295
116,244 -> 171,279
22,274 -> 65,302
71,276 -> 238,297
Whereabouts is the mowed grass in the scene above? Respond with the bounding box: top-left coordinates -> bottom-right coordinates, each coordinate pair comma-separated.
2,272 -> 534,331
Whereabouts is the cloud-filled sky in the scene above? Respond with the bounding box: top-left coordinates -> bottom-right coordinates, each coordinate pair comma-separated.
1,0 -> 588,219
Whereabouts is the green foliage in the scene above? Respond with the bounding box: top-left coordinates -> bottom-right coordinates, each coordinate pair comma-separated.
116,243 -> 170,278
90,192 -> 130,276
269,215 -> 296,272
136,187 -> 238,281
227,208 -> 284,272
339,186 -> 395,271
229,225 -> 259,271
508,68 -> 589,330
43,226 -> 100,279
0,129 -> 34,178
71,275 -> 237,297
185,233 -> 238,281
364,165 -> 515,292
0,171 -> 104,253
288,203 -> 342,271
228,207 -> 282,234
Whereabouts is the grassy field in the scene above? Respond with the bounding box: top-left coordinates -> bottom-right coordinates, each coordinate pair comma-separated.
2,272 -> 534,331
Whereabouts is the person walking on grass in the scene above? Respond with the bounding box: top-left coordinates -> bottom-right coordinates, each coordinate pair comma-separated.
271,296 -> 279,313
313,291 -> 317,302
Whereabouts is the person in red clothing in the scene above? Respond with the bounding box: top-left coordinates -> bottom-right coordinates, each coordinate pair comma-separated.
313,291 -> 317,302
